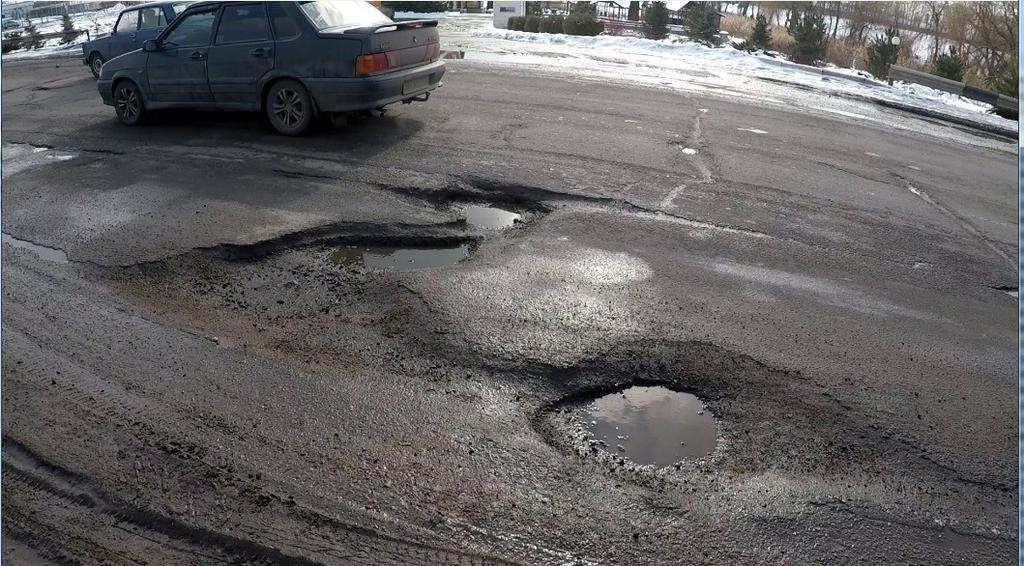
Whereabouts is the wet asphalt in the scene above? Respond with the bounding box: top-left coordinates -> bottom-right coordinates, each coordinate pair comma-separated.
0,54 -> 1018,565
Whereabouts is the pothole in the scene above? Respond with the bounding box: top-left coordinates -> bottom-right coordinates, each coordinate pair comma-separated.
2,232 -> 69,264
329,245 -> 469,271
576,386 -> 717,468
464,205 -> 521,230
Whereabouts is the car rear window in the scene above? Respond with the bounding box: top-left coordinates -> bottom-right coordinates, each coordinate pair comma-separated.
298,1 -> 391,31
115,10 -> 138,33
138,6 -> 167,29
215,4 -> 269,44
163,8 -> 216,47
171,2 -> 197,17
268,3 -> 301,40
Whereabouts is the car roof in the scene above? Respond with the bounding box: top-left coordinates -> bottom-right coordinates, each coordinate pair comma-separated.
126,1 -> 177,10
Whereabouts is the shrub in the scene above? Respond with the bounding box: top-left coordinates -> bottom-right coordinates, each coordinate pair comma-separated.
685,2 -> 720,46
934,47 -> 965,82
539,16 -> 564,34
562,12 -> 602,36
573,2 -> 594,15
785,8 -> 826,65
643,1 -> 669,40
825,40 -> 867,70
721,14 -> 753,42
747,14 -> 770,50
2,31 -> 22,53
507,16 -> 525,31
525,14 -> 541,33
865,27 -> 899,79
526,2 -> 542,16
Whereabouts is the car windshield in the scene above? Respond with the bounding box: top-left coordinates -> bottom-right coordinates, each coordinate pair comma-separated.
298,1 -> 391,30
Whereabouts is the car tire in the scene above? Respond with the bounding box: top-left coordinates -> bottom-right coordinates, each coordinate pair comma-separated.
266,79 -> 314,136
89,53 -> 104,79
113,80 -> 146,126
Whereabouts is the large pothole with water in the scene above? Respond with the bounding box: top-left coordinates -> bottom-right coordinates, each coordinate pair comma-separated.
569,386 -> 718,469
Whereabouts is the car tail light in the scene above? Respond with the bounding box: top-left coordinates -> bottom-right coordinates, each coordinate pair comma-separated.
427,43 -> 440,61
356,53 -> 389,76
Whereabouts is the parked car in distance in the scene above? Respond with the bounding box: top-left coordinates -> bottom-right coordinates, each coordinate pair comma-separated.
2,18 -> 22,31
82,1 -> 195,78
96,1 -> 445,136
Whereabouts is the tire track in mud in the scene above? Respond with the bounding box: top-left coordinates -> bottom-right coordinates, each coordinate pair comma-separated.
2,261 -> 526,566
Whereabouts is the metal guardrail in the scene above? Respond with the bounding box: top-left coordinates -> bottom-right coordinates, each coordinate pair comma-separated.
888,64 -> 1018,113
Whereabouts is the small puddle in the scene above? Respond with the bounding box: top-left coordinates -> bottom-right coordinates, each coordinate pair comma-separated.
581,386 -> 716,467
464,205 -> 520,230
2,232 -> 69,264
330,245 -> 468,271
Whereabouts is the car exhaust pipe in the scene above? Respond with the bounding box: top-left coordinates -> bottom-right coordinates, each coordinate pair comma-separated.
402,92 -> 430,104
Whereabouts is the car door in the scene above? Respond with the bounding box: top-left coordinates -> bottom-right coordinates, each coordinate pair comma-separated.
109,9 -> 139,58
146,7 -> 217,103
135,5 -> 169,46
206,3 -> 274,107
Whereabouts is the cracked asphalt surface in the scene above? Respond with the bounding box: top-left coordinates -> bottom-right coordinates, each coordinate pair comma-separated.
1,53 -> 1018,565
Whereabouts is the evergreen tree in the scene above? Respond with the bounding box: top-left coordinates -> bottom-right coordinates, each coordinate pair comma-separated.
748,13 -> 771,51
24,23 -> 43,50
526,2 -> 542,16
643,1 -> 669,40
60,12 -> 80,45
866,27 -> 899,79
685,2 -> 719,46
628,1 -> 640,21
785,6 -> 826,64
933,46 -> 965,82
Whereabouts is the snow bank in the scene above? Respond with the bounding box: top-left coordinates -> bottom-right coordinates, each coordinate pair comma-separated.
469,28 -> 1015,134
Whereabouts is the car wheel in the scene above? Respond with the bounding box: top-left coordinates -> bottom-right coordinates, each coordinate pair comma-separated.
113,81 -> 145,126
89,53 -> 104,79
266,79 -> 314,136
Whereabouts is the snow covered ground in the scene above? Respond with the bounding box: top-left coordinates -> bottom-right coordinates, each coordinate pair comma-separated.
438,15 -> 1015,140
2,3 -> 125,60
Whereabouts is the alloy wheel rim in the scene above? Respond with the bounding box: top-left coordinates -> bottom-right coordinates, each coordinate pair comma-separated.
272,89 -> 303,128
92,58 -> 102,74
115,87 -> 138,120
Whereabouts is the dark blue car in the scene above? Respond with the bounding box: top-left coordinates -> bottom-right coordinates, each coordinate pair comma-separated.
95,1 -> 445,136
82,1 -> 195,78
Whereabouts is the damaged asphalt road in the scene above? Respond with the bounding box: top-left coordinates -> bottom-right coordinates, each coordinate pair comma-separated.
1,56 -> 1018,564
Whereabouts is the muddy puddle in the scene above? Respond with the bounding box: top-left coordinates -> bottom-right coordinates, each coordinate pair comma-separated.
581,386 -> 716,467
330,245 -> 469,271
2,232 -> 69,264
464,205 -> 521,230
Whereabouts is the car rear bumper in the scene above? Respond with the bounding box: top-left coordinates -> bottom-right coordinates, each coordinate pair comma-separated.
304,60 -> 446,113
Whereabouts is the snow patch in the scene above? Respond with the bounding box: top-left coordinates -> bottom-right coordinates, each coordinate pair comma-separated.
681,148 -> 698,155
737,128 -> 768,134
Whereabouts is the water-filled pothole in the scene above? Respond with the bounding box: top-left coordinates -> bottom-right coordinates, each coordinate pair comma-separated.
2,232 -> 69,264
464,205 -> 521,230
580,386 -> 716,467
329,245 -> 469,271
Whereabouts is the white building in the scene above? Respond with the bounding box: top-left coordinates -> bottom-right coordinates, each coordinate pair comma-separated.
493,1 -> 525,29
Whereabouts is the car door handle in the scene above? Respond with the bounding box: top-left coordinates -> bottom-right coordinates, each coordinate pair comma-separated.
249,48 -> 270,58
190,51 -> 206,60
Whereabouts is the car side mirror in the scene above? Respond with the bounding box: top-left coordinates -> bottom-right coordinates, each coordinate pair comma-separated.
142,39 -> 160,52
